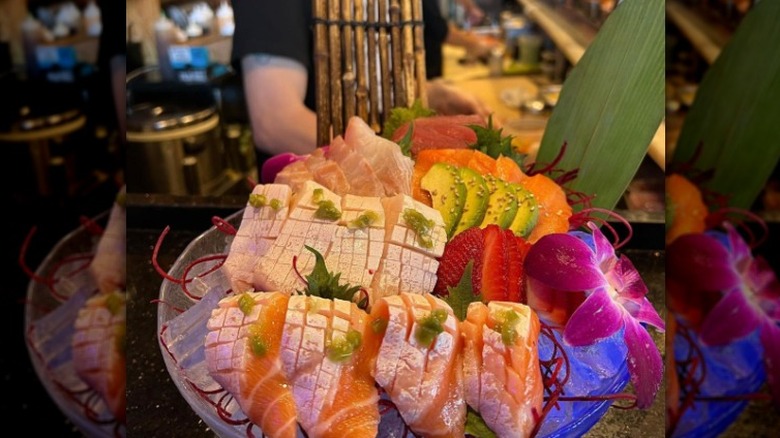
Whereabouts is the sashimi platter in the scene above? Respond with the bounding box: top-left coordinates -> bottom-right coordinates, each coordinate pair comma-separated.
157,114 -> 663,437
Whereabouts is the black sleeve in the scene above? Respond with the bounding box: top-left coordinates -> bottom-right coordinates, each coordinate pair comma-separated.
422,0 -> 449,79
231,0 -> 313,72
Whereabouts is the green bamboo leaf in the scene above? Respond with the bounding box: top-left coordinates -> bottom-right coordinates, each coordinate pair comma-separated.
670,1 -> 780,209
536,0 -> 664,212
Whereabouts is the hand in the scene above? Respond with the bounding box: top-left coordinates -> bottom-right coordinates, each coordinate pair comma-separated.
466,34 -> 501,60
426,80 -> 492,120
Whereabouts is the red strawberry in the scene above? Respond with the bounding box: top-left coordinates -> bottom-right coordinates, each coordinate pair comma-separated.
480,225 -> 509,302
434,226 -> 484,297
505,231 -> 532,302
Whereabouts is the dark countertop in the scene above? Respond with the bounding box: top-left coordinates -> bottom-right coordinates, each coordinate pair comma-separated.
125,196 -> 666,437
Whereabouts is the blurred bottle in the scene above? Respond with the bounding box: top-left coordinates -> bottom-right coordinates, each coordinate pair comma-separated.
216,1 -> 235,37
155,14 -> 176,81
21,14 -> 42,78
83,1 -> 102,37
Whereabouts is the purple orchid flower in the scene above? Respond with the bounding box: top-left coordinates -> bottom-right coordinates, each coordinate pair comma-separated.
667,222 -> 780,407
524,222 -> 665,408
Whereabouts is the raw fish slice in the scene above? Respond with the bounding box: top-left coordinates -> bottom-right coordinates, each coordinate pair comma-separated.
328,135 -> 386,197
90,186 -> 126,295
370,293 -> 465,437
275,160 -> 314,194
370,195 -> 446,304
281,296 -> 379,438
205,292 -> 298,438
390,115 -> 484,157
254,182 -> 342,292
72,290 -> 126,423
462,301 -> 543,438
223,184 -> 291,293
344,116 -> 414,197
324,194 -> 386,294
304,149 -> 351,195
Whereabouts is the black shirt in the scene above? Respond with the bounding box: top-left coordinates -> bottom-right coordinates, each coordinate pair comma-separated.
231,0 -> 316,109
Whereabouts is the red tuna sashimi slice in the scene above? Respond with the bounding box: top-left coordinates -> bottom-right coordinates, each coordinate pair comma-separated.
369,293 -> 465,438
72,290 -> 126,423
223,184 -> 291,294
462,301 -> 543,438
280,296 -> 379,438
344,116 -> 414,197
390,115 -> 485,157
206,292 -> 298,438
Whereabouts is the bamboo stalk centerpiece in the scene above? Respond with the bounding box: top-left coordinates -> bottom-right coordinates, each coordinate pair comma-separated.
313,0 -> 426,145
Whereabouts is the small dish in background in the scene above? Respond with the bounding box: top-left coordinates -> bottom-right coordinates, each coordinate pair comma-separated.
540,84 -> 563,108
499,87 -> 535,108
678,83 -> 698,107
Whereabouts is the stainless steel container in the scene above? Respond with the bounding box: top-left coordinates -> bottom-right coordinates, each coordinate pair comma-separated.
126,102 -> 229,195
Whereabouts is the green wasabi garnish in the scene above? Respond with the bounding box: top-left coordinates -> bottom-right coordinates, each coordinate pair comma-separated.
249,193 -> 267,208
403,208 -> 435,248
494,310 -> 520,346
327,329 -> 363,362
105,292 -> 124,316
269,198 -> 283,211
414,308 -> 448,347
348,210 -> 379,229
315,200 -> 342,221
238,293 -> 255,316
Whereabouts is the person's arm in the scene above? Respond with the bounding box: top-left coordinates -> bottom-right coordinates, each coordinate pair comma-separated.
242,54 -> 318,155
426,78 -> 492,119
445,22 -> 498,59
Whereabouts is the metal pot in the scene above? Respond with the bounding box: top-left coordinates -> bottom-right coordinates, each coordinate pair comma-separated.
126,101 -> 230,195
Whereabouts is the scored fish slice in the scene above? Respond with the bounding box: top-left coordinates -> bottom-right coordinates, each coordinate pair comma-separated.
370,293 -> 465,438
223,184 -> 291,294
462,301 -> 543,438
205,291 -> 298,438
72,290 -> 126,423
281,296 -> 379,438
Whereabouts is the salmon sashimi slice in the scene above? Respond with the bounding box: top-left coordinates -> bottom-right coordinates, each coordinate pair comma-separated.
370,195 -> 446,304
72,290 -> 126,423
328,135 -> 386,197
89,186 -> 126,295
274,160 -> 314,194
206,292 -> 298,438
344,116 -> 414,197
462,301 -> 543,438
370,293 -> 465,438
304,148 -> 352,195
254,181 -> 343,292
324,194 -> 386,294
519,174 -> 572,243
281,296 -> 379,438
223,184 -> 291,294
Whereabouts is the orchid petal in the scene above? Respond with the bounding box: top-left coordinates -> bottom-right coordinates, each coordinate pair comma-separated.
587,222 -> 617,271
699,289 -> 761,346
525,234 -> 605,291
724,222 -> 752,264
759,321 -> 780,409
614,255 -> 649,299
563,288 -> 623,347
624,316 -> 663,409
667,233 -> 741,291
627,297 -> 665,331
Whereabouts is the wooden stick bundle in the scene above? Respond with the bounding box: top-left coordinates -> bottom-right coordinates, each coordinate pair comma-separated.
314,0 -> 427,143
314,0 -> 331,147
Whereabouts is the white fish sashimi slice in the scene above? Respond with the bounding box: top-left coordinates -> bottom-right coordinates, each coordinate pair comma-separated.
304,149 -> 351,195
90,186 -> 126,295
274,160 -> 314,194
344,116 -> 414,197
327,135 -> 385,197
223,184 -> 291,294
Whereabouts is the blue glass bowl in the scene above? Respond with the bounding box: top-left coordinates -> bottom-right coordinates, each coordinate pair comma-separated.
670,329 -> 765,438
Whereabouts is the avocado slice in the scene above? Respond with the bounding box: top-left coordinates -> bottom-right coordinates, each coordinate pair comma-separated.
480,176 -> 518,229
508,184 -> 539,238
452,167 -> 490,237
421,163 -> 466,237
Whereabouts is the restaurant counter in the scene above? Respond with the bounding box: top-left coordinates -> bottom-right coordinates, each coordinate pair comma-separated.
125,193 -> 665,437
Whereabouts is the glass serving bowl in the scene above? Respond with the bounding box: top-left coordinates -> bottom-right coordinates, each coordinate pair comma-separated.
25,211 -> 125,438
158,210 -> 632,437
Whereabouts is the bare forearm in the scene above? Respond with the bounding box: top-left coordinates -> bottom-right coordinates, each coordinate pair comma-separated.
242,54 -> 318,155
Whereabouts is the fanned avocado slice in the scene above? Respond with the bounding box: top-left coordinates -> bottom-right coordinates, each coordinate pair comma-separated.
508,184 -> 539,238
452,167 -> 490,237
480,176 -> 518,229
421,163 -> 467,237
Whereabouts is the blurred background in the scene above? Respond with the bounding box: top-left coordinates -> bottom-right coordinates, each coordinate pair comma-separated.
2,0 -> 123,434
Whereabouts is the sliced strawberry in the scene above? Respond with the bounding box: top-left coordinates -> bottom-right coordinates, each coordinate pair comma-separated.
505,231 -> 533,303
434,226 -> 484,297
481,224 -> 509,302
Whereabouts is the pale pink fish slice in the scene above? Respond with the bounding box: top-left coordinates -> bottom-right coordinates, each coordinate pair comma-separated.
72,290 -> 126,423
462,301 -> 544,438
344,116 -> 414,197
274,160 -> 314,194
222,184 -> 291,294
304,148 -> 351,195
327,135 -> 386,197
371,293 -> 465,438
